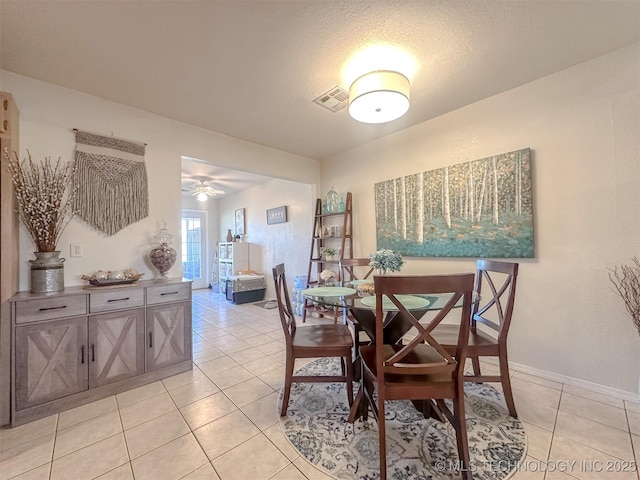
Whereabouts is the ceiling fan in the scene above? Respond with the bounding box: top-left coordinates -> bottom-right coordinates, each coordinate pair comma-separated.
182,178 -> 225,201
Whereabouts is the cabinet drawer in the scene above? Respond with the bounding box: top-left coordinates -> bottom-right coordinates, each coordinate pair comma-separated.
15,294 -> 87,324
146,283 -> 190,305
89,288 -> 144,313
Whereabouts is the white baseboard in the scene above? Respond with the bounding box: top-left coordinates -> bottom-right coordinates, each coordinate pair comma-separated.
481,357 -> 640,403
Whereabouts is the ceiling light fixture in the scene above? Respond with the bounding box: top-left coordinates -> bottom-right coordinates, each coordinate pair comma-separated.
348,70 -> 410,124
184,178 -> 225,200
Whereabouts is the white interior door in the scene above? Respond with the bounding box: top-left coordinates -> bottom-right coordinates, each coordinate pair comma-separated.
181,210 -> 207,289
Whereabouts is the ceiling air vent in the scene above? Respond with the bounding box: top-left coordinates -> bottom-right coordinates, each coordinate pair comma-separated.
313,86 -> 349,112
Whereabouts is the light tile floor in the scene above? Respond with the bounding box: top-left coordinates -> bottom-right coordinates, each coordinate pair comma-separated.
1,288 -> 639,480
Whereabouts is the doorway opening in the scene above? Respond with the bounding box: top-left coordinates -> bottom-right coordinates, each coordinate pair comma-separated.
181,210 -> 208,289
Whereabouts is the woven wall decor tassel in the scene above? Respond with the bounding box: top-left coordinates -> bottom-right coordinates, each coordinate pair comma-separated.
74,130 -> 148,235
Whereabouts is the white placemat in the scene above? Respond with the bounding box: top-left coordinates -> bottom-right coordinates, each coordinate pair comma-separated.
360,294 -> 432,310
301,287 -> 356,297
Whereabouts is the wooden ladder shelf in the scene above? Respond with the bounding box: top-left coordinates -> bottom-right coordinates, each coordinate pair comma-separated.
303,192 -> 353,322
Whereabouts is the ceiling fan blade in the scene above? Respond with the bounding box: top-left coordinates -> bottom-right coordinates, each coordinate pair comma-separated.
182,178 -> 225,197
205,187 -> 225,196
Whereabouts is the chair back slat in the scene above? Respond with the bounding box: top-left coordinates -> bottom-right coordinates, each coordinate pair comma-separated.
338,258 -> 374,284
272,263 -> 296,344
472,260 -> 518,340
374,274 -> 474,379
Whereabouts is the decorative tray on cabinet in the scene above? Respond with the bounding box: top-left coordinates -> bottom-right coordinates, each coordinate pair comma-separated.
83,280 -> 142,290
89,279 -> 138,286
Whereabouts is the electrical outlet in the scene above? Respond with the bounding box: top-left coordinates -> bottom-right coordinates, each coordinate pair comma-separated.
70,243 -> 83,258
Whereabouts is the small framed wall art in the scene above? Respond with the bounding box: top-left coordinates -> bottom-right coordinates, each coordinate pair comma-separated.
235,208 -> 245,235
267,206 -> 287,225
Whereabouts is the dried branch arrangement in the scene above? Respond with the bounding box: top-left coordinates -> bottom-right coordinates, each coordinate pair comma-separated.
609,257 -> 640,336
6,151 -> 76,252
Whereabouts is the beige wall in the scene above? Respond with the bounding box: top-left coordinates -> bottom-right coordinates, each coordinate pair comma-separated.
0,71 -> 320,291
321,43 -> 640,395
218,178 -> 315,299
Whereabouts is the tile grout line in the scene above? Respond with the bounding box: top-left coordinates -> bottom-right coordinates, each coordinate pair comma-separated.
168,387 -> 216,480
47,414 -> 60,480
556,393 -> 631,434
552,384 -> 636,464
544,385 -> 562,477
116,393 -> 135,480
624,407 -> 640,480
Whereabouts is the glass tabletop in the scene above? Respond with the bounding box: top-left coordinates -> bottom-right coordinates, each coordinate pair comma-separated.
302,289 -> 477,311
346,279 -> 374,287
359,294 -> 435,311
301,286 -> 356,298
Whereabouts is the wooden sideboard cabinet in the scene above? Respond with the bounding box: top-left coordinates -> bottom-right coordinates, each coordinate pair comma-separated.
8,279 -> 192,426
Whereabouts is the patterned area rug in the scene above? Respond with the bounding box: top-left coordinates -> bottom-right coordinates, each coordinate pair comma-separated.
279,358 -> 527,480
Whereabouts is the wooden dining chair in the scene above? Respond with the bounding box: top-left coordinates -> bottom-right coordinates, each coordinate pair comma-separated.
272,263 -> 354,416
432,259 -> 519,417
359,274 -> 475,480
338,257 -> 374,285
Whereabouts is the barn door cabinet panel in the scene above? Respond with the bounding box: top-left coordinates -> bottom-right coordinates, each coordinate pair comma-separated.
146,301 -> 192,371
8,279 -> 192,426
15,317 -> 88,410
89,308 -> 145,388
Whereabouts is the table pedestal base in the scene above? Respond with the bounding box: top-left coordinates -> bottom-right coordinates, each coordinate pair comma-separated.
347,388 -> 445,424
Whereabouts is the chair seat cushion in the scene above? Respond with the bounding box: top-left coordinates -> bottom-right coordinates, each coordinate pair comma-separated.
360,344 -> 454,383
293,324 -> 353,348
431,324 -> 498,352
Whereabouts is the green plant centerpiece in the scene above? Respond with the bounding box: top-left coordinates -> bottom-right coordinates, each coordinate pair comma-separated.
609,257 -> 640,336
369,248 -> 404,274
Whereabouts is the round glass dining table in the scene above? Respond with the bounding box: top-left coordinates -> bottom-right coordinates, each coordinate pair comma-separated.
301,285 -> 462,345
301,284 -> 477,423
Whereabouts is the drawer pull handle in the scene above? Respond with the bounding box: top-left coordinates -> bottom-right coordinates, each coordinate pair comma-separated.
148,332 -> 153,348
39,305 -> 67,312
160,291 -> 179,296
91,344 -> 95,362
81,345 -> 85,364
107,297 -> 130,303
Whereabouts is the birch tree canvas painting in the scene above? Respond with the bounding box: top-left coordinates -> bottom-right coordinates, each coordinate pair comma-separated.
374,148 -> 534,257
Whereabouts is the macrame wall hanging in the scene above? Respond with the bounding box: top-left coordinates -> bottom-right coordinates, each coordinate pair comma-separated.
74,129 -> 148,235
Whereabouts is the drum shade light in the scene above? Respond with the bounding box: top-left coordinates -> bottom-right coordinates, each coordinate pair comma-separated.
348,70 -> 410,124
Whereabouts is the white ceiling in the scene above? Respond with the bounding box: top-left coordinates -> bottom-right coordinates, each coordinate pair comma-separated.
181,157 -> 272,200
2,0 -> 639,194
